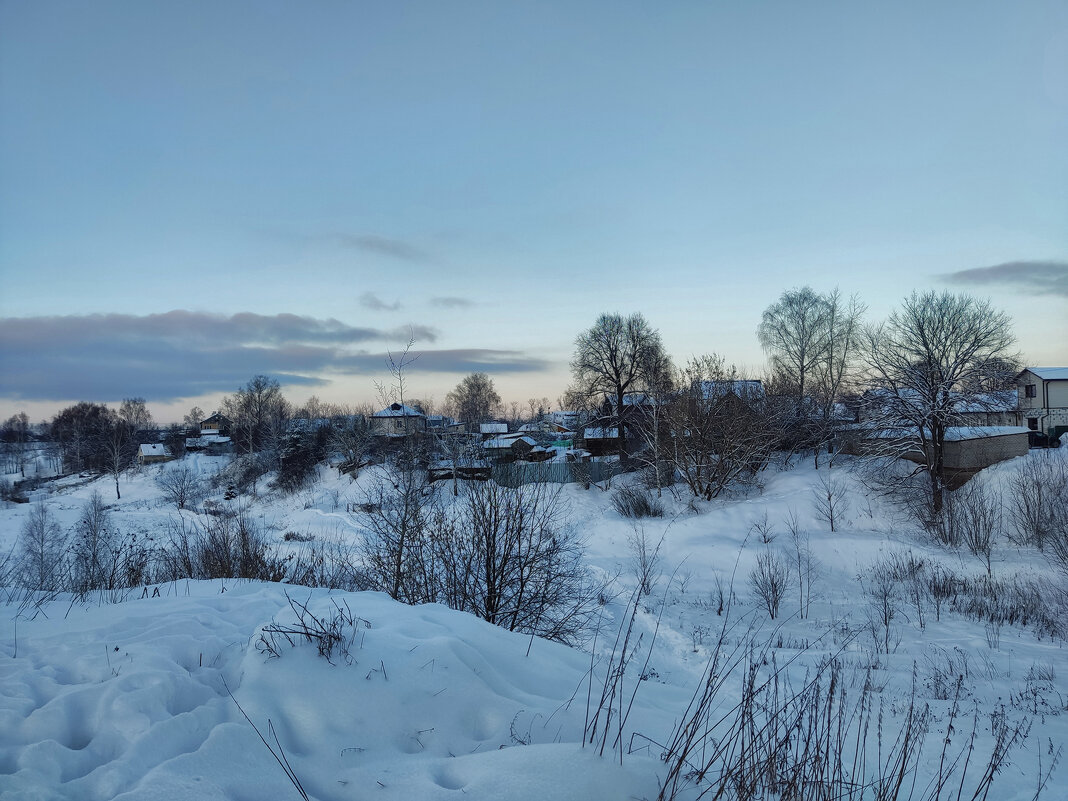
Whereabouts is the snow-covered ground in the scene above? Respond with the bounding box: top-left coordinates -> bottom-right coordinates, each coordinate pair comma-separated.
2,449 -> 1066,800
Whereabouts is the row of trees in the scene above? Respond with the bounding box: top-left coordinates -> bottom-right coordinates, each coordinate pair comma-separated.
48,398 -> 154,498
565,289 -> 1019,519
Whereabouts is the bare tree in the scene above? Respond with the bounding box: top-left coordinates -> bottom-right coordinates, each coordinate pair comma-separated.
628,522 -> 664,597
1008,451 -> 1068,550
862,291 -> 1016,520
182,405 -> 205,431
812,470 -> 849,532
118,397 -> 153,434
570,312 -> 668,463
19,499 -> 66,593
631,349 -> 674,496
446,372 -> 501,429
812,289 -> 865,463
223,375 -> 291,457
102,410 -> 137,499
329,404 -> 373,476
956,480 -> 1001,577
156,465 -> 205,510
356,464 -> 435,603
668,355 -> 779,500
758,286 -> 828,419
2,412 -> 31,477
442,476 -> 598,643
749,549 -> 790,619
70,491 -> 118,595
50,401 -> 112,474
759,286 -> 865,460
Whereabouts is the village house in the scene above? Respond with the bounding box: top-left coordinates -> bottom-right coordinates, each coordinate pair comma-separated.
137,443 -> 173,465
199,412 -> 231,435
479,422 -> 508,439
370,403 -> 428,437
1017,368 -> 1068,442
481,434 -> 536,463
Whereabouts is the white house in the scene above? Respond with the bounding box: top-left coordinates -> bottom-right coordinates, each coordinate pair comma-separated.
370,403 -> 428,437
1016,368 -> 1068,440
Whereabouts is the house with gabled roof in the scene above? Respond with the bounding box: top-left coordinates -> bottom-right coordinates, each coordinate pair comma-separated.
479,422 -> 508,438
138,443 -> 173,465
370,403 -> 428,438
199,412 -> 231,435
1016,368 -> 1068,441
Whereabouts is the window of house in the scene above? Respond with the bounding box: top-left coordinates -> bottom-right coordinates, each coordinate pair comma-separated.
1028,418 -> 1039,430
1025,384 -> 1037,398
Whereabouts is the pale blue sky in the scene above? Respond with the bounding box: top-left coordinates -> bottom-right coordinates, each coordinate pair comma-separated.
2,1 -> 1066,423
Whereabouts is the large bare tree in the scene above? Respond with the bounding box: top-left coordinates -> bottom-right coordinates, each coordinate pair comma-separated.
759,287 -> 865,459
757,287 -> 828,416
569,312 -> 667,463
863,290 -> 1016,519
446,372 -> 501,429
223,375 -> 291,457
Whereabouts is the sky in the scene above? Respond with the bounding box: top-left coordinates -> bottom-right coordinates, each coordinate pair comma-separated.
1,0 -> 1066,425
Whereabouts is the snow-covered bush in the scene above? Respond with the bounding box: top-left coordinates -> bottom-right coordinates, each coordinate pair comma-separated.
157,513 -> 286,582
611,484 -> 664,518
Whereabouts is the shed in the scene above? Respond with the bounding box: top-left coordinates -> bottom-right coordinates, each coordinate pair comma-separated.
138,443 -> 173,465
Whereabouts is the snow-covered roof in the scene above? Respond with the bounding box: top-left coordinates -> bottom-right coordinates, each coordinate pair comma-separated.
852,426 -> 1028,441
480,423 -> 508,434
943,426 -> 1029,441
864,388 -> 1019,414
139,443 -> 170,457
373,403 -> 425,418
1022,367 -> 1068,381
584,427 -> 618,439
697,380 -> 765,401
954,391 -> 1018,413
483,436 -> 536,449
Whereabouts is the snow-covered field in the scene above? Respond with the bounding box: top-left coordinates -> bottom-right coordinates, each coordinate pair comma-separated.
2,450 -> 1066,800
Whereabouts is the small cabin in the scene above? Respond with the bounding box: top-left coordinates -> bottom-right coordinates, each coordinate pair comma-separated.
138,443 -> 173,465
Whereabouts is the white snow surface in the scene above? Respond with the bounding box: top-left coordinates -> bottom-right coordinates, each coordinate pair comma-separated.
3,449 -> 1068,799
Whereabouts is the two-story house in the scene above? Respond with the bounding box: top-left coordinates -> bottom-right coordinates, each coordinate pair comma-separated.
1016,368 -> 1068,441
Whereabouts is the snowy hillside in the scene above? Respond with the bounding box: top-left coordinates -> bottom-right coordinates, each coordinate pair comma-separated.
2,450 -> 1066,800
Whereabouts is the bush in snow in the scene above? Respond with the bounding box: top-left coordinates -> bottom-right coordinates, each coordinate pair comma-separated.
354,468 -> 600,644
612,484 -> 664,519
155,465 -> 206,510
158,513 -> 286,582
1008,450 -> 1068,554
748,548 -> 790,619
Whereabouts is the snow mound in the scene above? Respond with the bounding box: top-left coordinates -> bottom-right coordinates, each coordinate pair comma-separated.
1,583 -> 659,800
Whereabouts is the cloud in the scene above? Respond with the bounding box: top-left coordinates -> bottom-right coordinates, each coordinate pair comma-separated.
337,349 -> 551,374
384,324 -> 439,343
359,292 -> 402,312
940,260 -> 1068,298
336,234 -> 429,262
0,311 -> 443,402
430,296 -> 476,309
0,312 -> 545,403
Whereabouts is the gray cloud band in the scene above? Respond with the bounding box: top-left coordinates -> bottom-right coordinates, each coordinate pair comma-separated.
0,312 -> 546,402
941,261 -> 1068,298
